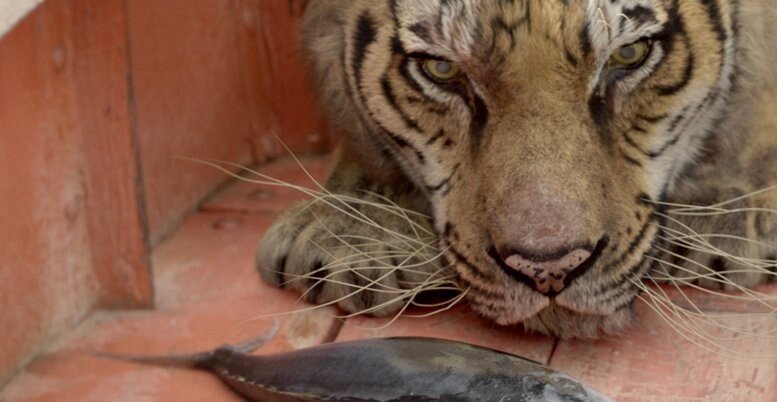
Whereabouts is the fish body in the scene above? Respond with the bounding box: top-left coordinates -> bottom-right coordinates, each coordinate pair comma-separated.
180,337 -> 610,401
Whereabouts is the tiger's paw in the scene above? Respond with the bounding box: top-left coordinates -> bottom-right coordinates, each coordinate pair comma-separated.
257,194 -> 445,316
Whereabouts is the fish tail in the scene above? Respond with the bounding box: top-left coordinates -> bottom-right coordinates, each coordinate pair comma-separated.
89,349 -> 213,368
88,319 -> 280,368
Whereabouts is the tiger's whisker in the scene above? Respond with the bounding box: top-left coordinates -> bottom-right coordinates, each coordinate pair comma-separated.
647,267 -> 777,336
642,185 -> 777,212
630,277 -> 777,357
654,213 -> 776,271
647,248 -> 777,310
658,229 -> 777,253
187,157 -> 435,251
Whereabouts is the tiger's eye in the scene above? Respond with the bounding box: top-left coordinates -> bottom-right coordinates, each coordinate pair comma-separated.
422,59 -> 463,82
610,40 -> 651,69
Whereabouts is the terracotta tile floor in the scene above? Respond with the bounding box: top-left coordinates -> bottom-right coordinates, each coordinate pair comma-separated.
2,156 -> 776,401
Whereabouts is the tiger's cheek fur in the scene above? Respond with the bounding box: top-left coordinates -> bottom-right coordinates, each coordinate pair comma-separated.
605,0 -> 737,199
341,2 -> 471,211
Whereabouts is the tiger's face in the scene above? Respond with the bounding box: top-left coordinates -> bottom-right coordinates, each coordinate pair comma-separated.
309,0 -> 737,337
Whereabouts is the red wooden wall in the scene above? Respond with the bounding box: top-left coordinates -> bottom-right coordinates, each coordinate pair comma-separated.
0,0 -> 328,385
129,0 -> 329,245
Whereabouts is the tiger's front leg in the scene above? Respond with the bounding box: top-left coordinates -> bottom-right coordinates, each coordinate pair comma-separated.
257,149 -> 444,316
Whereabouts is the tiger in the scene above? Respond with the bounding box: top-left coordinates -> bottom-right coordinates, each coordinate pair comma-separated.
257,0 -> 777,339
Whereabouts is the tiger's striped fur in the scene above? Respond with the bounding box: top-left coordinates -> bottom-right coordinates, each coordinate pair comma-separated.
258,0 -> 777,338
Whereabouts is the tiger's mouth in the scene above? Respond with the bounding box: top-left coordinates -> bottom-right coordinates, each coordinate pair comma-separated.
441,221 -> 658,334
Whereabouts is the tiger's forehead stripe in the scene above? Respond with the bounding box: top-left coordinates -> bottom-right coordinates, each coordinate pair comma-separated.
585,0 -> 668,45
393,0 -> 667,64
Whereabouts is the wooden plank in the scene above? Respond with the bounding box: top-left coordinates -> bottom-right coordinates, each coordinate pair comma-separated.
69,0 -> 152,308
235,0 -> 332,155
0,0 -> 152,383
0,212 -> 338,402
0,0 -> 152,385
125,0 -> 332,245
126,0 -> 261,245
550,285 -> 777,401
0,4 -> 96,383
199,155 -> 332,214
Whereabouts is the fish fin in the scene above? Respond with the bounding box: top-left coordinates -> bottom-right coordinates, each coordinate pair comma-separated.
228,319 -> 280,354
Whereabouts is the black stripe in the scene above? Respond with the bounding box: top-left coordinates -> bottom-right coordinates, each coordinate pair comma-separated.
442,225 -> 485,280
640,0 -> 683,92
564,48 -> 579,68
598,269 -> 645,309
655,38 -> 695,96
408,22 -> 433,43
636,113 -> 668,123
383,128 -> 426,164
623,132 -> 649,155
380,75 -> 422,132
579,21 -> 592,56
426,164 -> 461,193
523,0 -> 532,33
399,59 -> 425,93
469,91 -> 489,143
426,129 -> 446,145
588,72 -> 610,130
631,122 -> 648,133
491,16 -> 518,52
390,35 -> 404,56
645,107 -> 691,159
603,213 -> 655,273
352,12 -> 377,84
619,148 -> 644,167
559,14 -> 578,68
622,5 -> 658,26
445,242 -> 498,284
348,14 -> 428,166
699,0 -> 728,42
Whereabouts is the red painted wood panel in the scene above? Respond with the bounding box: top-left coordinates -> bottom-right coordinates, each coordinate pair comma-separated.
127,0 -> 258,245
550,288 -> 777,401
128,0 -> 330,245
0,0 -> 150,385
236,0 -> 331,154
69,0 -> 152,309
0,166 -> 339,402
1,0 -> 329,384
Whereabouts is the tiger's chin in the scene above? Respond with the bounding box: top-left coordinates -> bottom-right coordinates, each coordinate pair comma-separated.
475,302 -> 636,340
521,304 -> 636,340
467,286 -> 637,339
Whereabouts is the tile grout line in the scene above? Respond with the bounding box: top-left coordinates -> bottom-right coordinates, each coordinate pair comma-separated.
546,336 -> 561,366
322,318 -> 346,344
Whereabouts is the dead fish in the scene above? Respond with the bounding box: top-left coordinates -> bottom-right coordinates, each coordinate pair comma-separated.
94,323 -> 611,401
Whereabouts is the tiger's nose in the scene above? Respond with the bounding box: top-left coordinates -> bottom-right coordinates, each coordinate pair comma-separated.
501,248 -> 592,295
487,178 -> 606,295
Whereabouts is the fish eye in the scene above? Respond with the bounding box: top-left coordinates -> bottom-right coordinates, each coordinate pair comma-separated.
421,59 -> 464,83
610,40 -> 652,69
